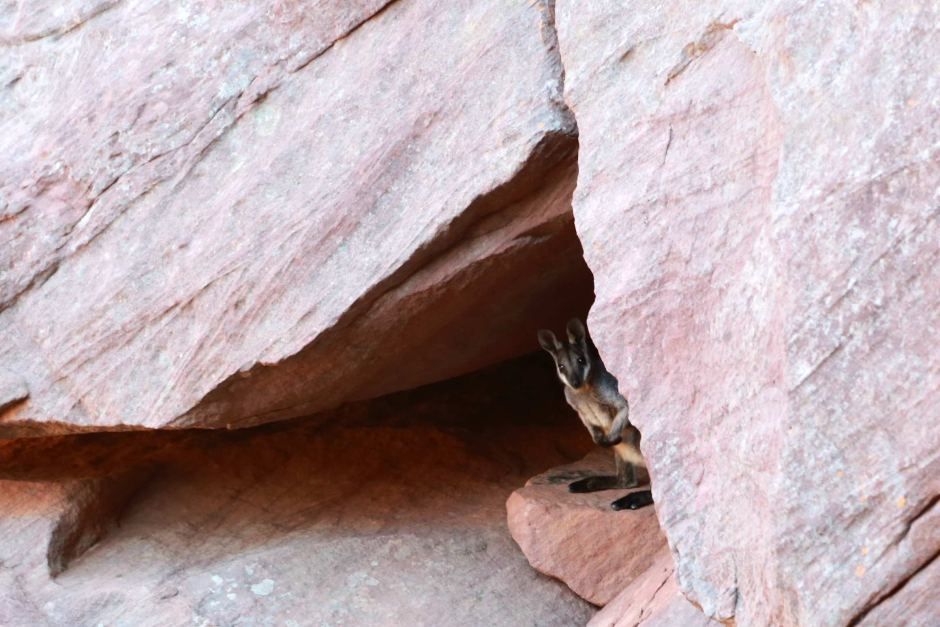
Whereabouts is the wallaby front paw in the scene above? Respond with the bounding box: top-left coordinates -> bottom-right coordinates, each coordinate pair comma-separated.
599,435 -> 622,447
610,490 -> 654,511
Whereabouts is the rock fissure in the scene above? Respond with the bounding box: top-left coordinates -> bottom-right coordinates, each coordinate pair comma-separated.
665,19 -> 743,86
285,0 -> 400,78
846,547 -> 940,627
0,0 -> 125,46
633,568 -> 673,626
882,491 -> 940,556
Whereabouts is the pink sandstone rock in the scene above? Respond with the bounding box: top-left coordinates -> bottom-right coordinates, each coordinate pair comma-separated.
0,469 -> 150,625
0,0 -> 585,436
3,0 -> 937,623
507,449 -> 666,605
589,550 -> 719,627
557,0 -> 940,624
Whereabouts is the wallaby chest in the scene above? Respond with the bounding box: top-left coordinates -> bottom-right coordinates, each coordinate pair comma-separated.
564,386 -> 615,429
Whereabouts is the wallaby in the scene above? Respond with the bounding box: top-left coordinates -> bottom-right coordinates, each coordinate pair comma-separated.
538,318 -> 653,510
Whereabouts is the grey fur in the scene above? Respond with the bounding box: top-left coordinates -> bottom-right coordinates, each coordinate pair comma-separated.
538,318 -> 651,508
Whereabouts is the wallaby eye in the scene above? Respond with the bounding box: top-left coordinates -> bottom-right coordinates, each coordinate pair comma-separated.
559,365 -> 566,373
577,357 -> 586,365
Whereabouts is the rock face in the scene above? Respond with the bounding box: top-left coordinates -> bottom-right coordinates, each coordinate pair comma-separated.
507,450 -> 665,605
0,0 -> 590,436
3,0 -> 938,624
0,356 -> 596,626
556,0 -> 940,624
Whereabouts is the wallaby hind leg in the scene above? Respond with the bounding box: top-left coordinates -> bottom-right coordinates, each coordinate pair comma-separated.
611,490 -> 654,510
568,475 -> 620,493
615,453 -> 638,489
613,425 -> 648,488
569,447 -> 637,493
610,426 -> 653,510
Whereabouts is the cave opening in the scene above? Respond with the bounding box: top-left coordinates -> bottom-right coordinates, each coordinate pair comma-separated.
0,200 -> 606,623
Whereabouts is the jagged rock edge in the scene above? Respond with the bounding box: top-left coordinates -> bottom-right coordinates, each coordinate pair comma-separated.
173,131 -> 579,429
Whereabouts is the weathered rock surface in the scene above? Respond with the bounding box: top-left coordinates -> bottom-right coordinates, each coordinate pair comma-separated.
507,449 -> 664,605
557,0 -> 940,624
589,550 -> 718,627
0,0 -> 589,436
0,355 -> 595,626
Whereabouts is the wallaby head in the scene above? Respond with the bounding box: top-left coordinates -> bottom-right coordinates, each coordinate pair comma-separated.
537,318 -> 592,390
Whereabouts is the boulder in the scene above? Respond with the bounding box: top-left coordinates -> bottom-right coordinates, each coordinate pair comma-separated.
0,0 -> 587,436
507,449 -> 666,605
556,0 -> 940,624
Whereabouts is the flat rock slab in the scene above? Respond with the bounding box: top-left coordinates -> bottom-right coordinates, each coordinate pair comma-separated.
507,449 -> 666,605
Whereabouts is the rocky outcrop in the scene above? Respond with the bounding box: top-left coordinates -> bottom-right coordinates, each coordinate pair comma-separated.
4,0 -> 938,624
0,356 -> 595,626
0,0 -> 590,436
556,0 -> 940,624
507,450 -> 665,605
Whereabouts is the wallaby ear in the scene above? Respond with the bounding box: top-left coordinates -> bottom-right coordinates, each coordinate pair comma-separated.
566,318 -> 587,344
537,329 -> 560,354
